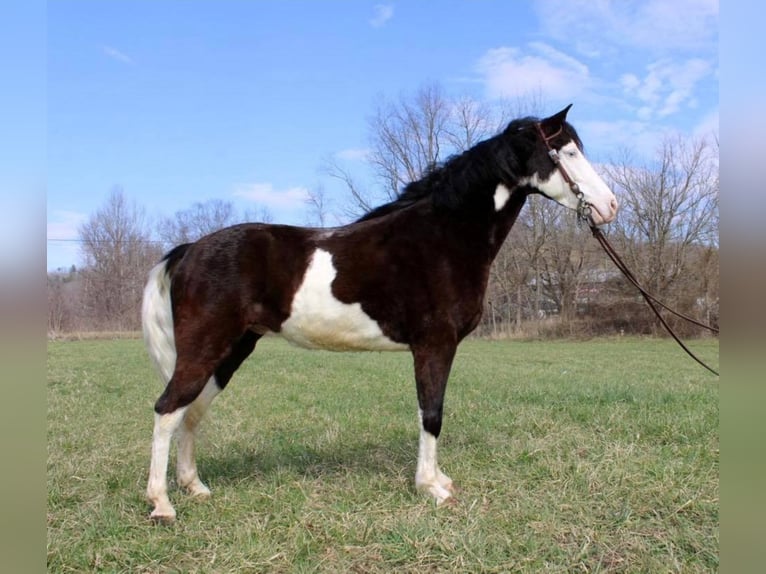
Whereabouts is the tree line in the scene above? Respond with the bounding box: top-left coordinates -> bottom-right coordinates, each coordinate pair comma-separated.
47,84 -> 718,338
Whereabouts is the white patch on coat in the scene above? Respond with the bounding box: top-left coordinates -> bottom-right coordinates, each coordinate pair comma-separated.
280,249 -> 408,352
493,183 -> 511,211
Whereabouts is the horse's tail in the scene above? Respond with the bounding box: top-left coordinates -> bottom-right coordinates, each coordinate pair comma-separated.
141,244 -> 191,384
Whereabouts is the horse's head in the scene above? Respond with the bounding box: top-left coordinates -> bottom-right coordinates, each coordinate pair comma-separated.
512,105 -> 618,226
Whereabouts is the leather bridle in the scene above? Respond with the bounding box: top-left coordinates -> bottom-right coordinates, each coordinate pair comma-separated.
535,122 -> 719,376
535,122 -> 593,225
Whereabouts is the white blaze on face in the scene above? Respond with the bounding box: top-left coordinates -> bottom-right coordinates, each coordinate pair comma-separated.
280,249 -> 408,351
520,142 -> 618,225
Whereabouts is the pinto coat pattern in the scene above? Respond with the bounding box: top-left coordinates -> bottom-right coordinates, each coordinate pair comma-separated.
142,106 -> 618,522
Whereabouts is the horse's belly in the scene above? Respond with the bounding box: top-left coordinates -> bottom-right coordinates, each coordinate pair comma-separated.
280,309 -> 406,352
278,248 -> 407,352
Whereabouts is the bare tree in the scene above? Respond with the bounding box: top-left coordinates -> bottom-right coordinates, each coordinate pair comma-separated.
485,195 -> 549,334
328,83 -> 506,218
157,198 -> 274,250
536,205 -> 599,323
485,193 -> 597,333
157,199 -> 238,248
486,240 -> 533,335
305,184 -> 331,227
602,134 -> 719,333
78,187 -> 161,330
47,273 -> 69,334
322,159 -> 375,220
368,83 -> 451,200
444,96 -> 491,151
605,135 -> 718,285
47,267 -> 85,335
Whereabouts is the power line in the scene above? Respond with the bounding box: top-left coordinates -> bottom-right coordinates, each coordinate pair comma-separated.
47,238 -> 166,244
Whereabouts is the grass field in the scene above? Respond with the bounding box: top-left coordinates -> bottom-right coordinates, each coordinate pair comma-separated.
47,337 -> 718,573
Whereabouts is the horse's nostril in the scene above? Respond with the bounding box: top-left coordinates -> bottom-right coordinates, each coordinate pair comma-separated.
610,198 -> 619,212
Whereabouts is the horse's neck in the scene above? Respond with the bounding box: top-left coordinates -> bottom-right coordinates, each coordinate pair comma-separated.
421,189 -> 528,279
486,189 -> 529,261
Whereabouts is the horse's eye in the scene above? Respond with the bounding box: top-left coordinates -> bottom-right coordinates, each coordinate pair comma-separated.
564,149 -> 578,158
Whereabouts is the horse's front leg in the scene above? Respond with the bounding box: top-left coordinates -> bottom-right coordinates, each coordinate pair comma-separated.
412,342 -> 457,505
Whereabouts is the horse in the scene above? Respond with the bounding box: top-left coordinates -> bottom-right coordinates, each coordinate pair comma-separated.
142,105 -> 618,522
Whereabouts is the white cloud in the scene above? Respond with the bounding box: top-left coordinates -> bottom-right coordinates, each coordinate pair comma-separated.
579,119 -> 671,159
620,74 -> 640,91
370,4 -> 394,28
335,147 -> 371,161
233,182 -> 310,208
103,45 -> 134,65
528,42 -> 589,77
476,43 -> 591,101
621,59 -> 712,119
534,0 -> 718,55
694,108 -> 719,139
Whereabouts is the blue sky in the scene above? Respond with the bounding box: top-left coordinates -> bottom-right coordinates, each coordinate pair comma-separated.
45,0 -> 718,271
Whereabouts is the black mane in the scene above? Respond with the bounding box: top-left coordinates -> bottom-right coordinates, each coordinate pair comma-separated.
357,116 -> 582,222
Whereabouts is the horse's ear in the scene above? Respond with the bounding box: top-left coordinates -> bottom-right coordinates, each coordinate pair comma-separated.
541,104 -> 573,129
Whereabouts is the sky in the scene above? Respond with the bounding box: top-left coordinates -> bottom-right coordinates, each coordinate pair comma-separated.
44,0 -> 719,271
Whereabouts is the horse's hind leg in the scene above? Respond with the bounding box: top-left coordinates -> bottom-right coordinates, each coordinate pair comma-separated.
146,330 -> 226,521
147,410 -> 187,522
148,331 -> 260,522
175,332 -> 260,498
175,377 -> 220,497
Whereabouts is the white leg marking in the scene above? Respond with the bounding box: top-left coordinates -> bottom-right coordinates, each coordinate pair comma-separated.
147,407 -> 187,521
493,183 -> 511,211
176,378 -> 220,497
415,410 -> 454,504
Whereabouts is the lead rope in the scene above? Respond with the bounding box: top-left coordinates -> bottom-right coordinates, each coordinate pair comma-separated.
588,225 -> 719,376
534,122 -> 719,376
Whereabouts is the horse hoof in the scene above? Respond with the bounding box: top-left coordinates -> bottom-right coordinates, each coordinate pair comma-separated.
187,484 -> 211,499
437,495 -> 459,508
150,509 -> 176,524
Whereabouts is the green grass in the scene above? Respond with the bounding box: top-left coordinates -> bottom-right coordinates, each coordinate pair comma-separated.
47,337 -> 718,573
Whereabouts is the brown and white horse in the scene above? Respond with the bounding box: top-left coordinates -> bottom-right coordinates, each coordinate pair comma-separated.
142,105 -> 618,522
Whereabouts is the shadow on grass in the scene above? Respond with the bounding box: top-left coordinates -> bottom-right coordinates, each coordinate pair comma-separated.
197,434 -> 415,486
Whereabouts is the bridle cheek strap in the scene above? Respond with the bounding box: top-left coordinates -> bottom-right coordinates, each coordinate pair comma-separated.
534,122 -> 592,225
